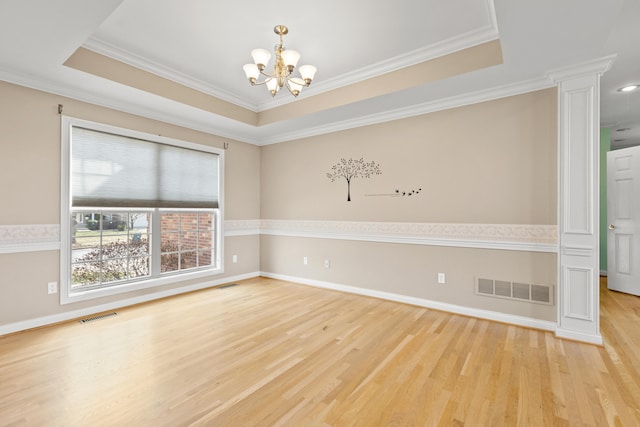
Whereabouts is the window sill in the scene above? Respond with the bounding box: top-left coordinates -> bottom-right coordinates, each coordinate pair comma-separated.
60,267 -> 223,305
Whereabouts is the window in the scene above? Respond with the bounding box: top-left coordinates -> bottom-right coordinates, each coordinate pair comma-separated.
159,211 -> 214,273
61,117 -> 223,303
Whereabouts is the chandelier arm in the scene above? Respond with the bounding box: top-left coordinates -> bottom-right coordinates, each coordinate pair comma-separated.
249,71 -> 300,89
284,80 -> 295,96
250,79 -> 270,86
284,79 -> 302,97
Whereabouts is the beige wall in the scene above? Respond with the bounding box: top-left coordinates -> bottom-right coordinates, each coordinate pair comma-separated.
0,79 -> 559,329
0,235 -> 259,325
261,89 -> 557,224
0,81 -> 261,326
260,88 -> 558,321
261,236 -> 557,321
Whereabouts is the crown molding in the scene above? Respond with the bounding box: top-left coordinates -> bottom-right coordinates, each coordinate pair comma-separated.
547,54 -> 617,83
257,24 -> 500,111
83,0 -> 499,114
1,62 -> 551,148
82,37 -> 258,112
1,51 -> 612,148
486,0 -> 499,34
0,64 -> 261,145
258,76 -> 554,145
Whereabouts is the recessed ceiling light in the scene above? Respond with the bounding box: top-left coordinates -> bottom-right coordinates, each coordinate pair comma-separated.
618,84 -> 639,92
616,128 -> 631,132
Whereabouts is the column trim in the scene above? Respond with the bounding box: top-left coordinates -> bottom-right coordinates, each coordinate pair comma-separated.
551,55 -> 615,344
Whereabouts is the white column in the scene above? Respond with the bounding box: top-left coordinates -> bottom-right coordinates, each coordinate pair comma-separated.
549,56 -> 614,344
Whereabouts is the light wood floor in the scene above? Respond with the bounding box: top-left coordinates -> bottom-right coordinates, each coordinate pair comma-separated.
1,277 -> 639,426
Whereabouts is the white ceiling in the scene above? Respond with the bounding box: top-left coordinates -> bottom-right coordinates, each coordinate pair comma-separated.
0,0 -> 638,147
598,0 -> 640,149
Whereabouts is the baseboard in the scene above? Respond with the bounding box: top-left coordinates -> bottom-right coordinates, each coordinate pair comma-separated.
0,271 -> 261,337
600,270 -> 608,277
555,327 -> 603,345
260,271 -> 557,332
5,272 -> 602,345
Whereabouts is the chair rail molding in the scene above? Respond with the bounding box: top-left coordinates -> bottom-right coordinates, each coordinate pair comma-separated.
0,224 -> 60,254
259,219 -> 557,252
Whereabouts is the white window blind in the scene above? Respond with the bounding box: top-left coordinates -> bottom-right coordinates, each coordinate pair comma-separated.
71,126 -> 219,208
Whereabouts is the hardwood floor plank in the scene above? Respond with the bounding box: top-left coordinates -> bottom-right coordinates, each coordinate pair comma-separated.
1,276 -> 640,426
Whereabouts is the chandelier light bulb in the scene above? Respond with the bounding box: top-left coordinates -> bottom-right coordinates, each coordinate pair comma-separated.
299,65 -> 317,85
281,50 -> 301,69
242,64 -> 259,84
251,49 -> 271,70
266,77 -> 279,97
288,77 -> 304,97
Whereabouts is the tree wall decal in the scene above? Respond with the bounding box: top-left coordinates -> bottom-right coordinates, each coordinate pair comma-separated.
326,157 -> 382,201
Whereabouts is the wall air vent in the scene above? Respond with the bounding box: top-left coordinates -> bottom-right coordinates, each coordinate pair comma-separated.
476,278 -> 553,305
495,280 -> 511,297
79,312 -> 118,324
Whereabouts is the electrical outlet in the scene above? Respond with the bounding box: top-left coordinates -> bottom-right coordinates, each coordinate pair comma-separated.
438,273 -> 445,284
324,259 -> 330,269
303,256 -> 308,265
232,255 -> 238,263
47,282 -> 58,294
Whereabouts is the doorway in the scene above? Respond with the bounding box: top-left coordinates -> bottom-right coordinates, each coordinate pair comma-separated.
606,145 -> 640,296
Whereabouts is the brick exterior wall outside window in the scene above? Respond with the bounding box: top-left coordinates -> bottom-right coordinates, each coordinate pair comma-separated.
160,212 -> 214,272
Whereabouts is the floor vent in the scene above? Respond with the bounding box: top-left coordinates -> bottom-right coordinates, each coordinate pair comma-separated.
79,312 -> 118,324
218,283 -> 238,289
476,278 -> 553,305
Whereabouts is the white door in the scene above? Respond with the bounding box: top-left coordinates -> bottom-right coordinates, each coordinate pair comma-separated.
607,146 -> 640,295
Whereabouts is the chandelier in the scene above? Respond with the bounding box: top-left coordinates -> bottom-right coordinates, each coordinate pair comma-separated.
243,25 -> 317,98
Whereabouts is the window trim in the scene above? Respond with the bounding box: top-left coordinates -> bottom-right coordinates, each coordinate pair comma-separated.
60,116 -> 224,304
